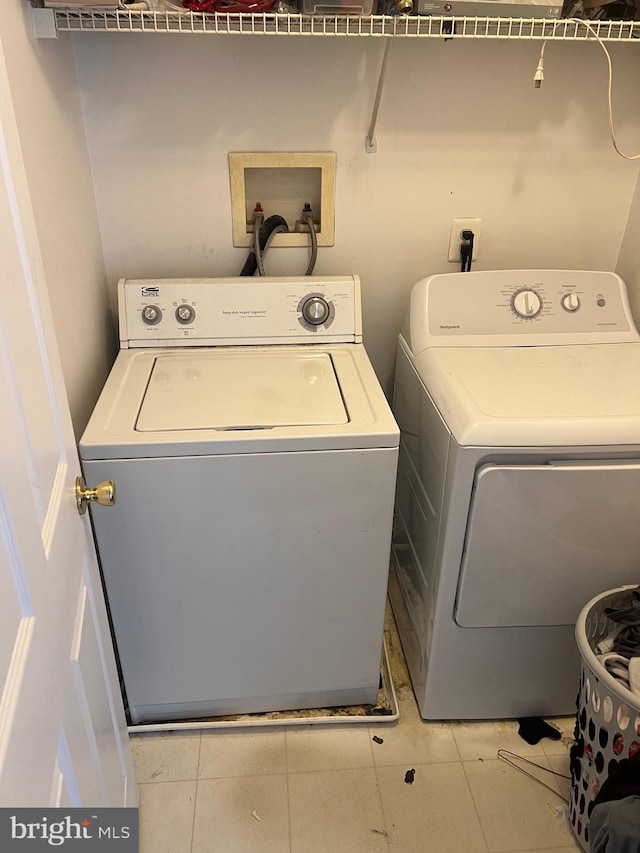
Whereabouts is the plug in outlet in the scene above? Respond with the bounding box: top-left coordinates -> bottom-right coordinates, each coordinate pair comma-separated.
448,218 -> 482,263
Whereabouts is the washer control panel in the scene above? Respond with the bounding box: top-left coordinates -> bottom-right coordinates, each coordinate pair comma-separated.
119,276 -> 361,348
415,270 -> 639,346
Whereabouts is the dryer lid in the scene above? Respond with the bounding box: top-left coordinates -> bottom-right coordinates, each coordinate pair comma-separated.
136,351 -> 348,431
414,342 -> 640,446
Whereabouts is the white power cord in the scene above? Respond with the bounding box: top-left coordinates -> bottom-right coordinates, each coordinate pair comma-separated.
533,40 -> 548,88
534,19 -> 640,162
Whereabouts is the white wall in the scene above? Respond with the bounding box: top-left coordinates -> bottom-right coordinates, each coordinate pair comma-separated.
617,171 -> 640,321
0,2 -> 114,436
74,32 -> 640,392
0,12 -> 638,417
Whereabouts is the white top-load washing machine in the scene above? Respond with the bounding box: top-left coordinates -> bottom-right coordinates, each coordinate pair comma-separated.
80,276 -> 399,725
390,269 -> 640,720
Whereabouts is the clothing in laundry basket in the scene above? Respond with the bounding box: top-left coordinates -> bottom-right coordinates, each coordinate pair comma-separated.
588,753 -> 640,853
571,588 -> 640,851
604,589 -> 640,626
595,588 -> 640,698
589,797 -> 640,853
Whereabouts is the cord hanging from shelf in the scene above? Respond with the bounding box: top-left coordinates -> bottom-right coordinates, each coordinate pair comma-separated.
534,18 -> 640,161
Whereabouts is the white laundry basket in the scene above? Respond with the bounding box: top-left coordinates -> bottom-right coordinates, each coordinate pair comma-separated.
571,585 -> 640,850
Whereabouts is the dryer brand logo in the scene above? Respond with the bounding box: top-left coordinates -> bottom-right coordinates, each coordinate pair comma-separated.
1,809 -> 138,850
141,286 -> 159,297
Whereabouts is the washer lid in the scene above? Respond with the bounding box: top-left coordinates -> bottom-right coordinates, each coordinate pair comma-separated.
414,342 -> 640,446
136,351 -> 347,431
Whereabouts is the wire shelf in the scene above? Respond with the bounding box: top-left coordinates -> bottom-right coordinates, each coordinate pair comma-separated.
52,10 -> 640,39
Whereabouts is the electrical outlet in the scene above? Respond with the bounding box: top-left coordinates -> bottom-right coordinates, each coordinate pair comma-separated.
448,217 -> 482,263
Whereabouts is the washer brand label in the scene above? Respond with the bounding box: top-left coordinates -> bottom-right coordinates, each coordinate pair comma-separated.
0,809 -> 138,850
439,324 -> 461,330
141,287 -> 159,297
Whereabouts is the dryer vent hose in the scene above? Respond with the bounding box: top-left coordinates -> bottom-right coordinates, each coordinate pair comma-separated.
240,215 -> 289,277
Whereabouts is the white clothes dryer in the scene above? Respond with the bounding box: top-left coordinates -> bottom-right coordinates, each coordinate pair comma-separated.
390,269 -> 640,720
80,276 -> 399,725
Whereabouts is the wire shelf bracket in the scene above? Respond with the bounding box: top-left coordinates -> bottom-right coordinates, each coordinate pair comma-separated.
365,36 -> 392,154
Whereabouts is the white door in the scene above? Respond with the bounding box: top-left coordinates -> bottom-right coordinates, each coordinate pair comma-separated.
0,34 -> 135,807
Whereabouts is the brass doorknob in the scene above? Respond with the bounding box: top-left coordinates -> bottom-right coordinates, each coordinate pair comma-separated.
76,476 -> 116,516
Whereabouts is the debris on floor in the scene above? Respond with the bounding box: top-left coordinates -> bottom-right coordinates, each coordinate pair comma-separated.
372,735 -> 384,744
404,768 -> 416,784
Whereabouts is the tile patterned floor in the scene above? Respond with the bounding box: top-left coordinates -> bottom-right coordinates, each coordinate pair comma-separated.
131,611 -> 583,853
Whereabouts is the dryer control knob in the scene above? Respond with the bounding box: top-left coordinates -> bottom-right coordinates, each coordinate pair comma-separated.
512,289 -> 542,319
302,296 -> 330,326
561,292 -> 581,312
142,305 -> 162,325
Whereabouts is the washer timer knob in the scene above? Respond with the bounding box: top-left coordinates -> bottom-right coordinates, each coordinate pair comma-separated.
512,289 -> 542,319
302,296 -> 330,326
142,305 -> 162,325
561,292 -> 581,312
175,304 -> 196,325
